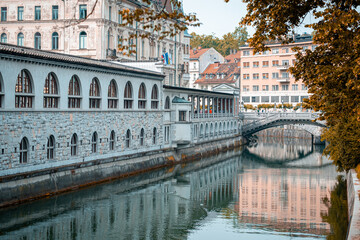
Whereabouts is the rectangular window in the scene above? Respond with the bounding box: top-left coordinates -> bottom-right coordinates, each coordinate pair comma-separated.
263,50 -> 269,55
282,72 -> 289,79
292,84 -> 298,91
272,60 -> 279,66
253,61 -> 259,68
251,96 -> 259,103
18,7 -> 24,21
52,5 -> 58,20
242,96 -> 250,103
79,5 -> 87,19
281,96 -> 289,103
291,96 -> 299,102
253,73 -> 259,80
243,74 -> 249,80
262,85 -> 269,91
282,60 -> 289,66
282,48 -> 289,53
262,61 -> 269,67
179,111 -> 186,121
272,85 -> 279,91
109,6 -> 112,21
243,50 -> 250,56
35,6 -> 41,20
271,96 -> 279,102
243,62 -> 249,68
243,85 -> 249,92
272,72 -> 279,79
272,48 -> 279,54
262,73 -> 269,79
282,84 -> 289,91
1,7 -> 7,21
252,85 -> 259,91
302,84 -> 308,90
261,96 -> 270,102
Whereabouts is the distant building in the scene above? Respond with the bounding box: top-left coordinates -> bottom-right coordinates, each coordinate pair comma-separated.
225,51 -> 241,63
189,47 -> 224,88
239,34 -> 313,106
0,0 -> 190,87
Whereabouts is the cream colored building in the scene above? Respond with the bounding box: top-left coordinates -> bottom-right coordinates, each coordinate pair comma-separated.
240,34 -> 314,106
0,0 -> 190,86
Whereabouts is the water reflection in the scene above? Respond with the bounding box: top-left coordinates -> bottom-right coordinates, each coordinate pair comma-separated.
0,138 -> 344,240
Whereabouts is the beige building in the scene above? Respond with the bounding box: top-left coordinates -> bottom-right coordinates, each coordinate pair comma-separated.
0,0 -> 190,86
239,34 -> 313,106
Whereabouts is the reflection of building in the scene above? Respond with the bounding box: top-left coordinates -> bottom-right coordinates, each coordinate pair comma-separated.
236,167 -> 337,235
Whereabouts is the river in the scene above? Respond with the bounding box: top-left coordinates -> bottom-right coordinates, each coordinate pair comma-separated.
0,137 -> 346,240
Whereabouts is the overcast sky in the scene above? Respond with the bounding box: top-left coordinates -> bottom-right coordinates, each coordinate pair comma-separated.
182,0 -> 314,38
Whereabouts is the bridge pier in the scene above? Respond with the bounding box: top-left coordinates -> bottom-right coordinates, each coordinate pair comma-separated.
312,135 -> 325,145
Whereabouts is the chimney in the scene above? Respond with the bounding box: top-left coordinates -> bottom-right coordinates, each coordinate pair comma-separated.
214,61 -> 220,68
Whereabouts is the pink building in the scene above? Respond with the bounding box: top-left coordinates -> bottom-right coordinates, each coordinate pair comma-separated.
239,34 -> 314,107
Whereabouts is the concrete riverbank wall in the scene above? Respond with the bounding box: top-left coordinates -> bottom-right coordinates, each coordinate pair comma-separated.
347,170 -> 360,239
0,136 -> 246,208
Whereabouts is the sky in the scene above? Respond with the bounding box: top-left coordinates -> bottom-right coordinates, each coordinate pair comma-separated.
181,0 -> 314,38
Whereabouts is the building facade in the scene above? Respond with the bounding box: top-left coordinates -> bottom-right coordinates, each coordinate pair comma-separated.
239,34 -> 313,106
189,47 -> 224,89
0,0 -> 191,87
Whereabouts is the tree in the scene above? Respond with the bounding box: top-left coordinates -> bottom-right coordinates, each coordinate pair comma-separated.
241,0 -> 360,171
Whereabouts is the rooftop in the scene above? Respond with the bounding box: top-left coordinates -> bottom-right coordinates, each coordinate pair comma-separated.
195,62 -> 239,85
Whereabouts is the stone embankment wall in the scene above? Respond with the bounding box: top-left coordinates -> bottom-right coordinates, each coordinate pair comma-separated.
346,170 -> 360,239
255,126 -> 312,139
0,136 -> 246,208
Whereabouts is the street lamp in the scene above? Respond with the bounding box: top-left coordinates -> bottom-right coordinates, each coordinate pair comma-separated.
241,101 -> 244,112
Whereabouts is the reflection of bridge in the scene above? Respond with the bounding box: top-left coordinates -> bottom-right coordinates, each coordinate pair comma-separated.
241,112 -> 326,144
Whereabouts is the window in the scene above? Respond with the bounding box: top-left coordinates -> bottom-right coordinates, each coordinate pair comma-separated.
272,85 -> 279,91
152,127 -> 157,144
109,6 -> 112,21
18,7 -> 24,21
52,32 -> 59,50
17,33 -> 24,46
15,70 -> 33,108
302,84 -> 308,90
261,96 -> 270,102
251,96 -> 260,102
47,135 -> 55,160
179,111 -> 186,121
34,32 -> 41,49
262,85 -> 269,91
282,48 -> 289,53
124,82 -> 133,109
282,84 -> 289,91
0,33 -> 7,43
91,132 -> 98,153
253,61 -> 259,68
252,85 -> 259,91
271,96 -> 279,102
140,128 -> 145,146
79,5 -> 87,19
253,73 -> 259,80
165,96 -> 170,109
70,134 -> 78,156
272,48 -> 279,54
272,60 -> 279,66
281,96 -> 289,102
89,78 -> 101,109
292,84 -> 298,91
282,72 -> 289,79
262,61 -> 269,67
243,74 -> 250,80
52,5 -> 58,20
109,130 -> 115,150
79,31 -> 87,49
43,72 -> 59,108
138,83 -> 146,109
282,60 -> 289,66
68,75 -> 81,108
272,72 -> 279,79
262,73 -> 269,79
125,129 -> 131,148
35,6 -> 41,20
151,85 -> 159,109
291,96 -> 299,102
164,126 -> 170,143
243,62 -> 249,68
243,85 -> 249,92
0,77 -> 3,108
1,7 -> 7,22
243,50 -> 250,56
108,80 -> 118,108
19,137 -> 29,163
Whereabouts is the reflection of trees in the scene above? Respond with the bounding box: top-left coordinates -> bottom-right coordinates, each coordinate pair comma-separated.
321,175 -> 348,240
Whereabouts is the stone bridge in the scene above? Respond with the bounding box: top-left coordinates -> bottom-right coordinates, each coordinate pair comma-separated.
241,112 -> 327,144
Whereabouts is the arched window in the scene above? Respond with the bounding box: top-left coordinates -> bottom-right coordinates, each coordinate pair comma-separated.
205,123 -> 209,138
17,32 -> 24,46
0,33 -> 7,43
140,128 -> 145,146
91,132 -> 98,153
34,32 -> 41,49
19,137 -> 29,163
15,69 -> 33,108
138,83 -> 146,109
108,80 -> 118,109
152,127 -> 157,144
219,123 -> 222,136
109,130 -> 115,150
200,124 -> 204,138
47,135 -> 55,159
89,78 -> 101,109
214,123 -> 218,136
70,134 -> 78,156
52,32 -> 59,50
68,75 -> 81,108
79,31 -> 87,49
43,72 -> 59,108
164,96 -> 170,109
151,85 -> 158,109
223,122 -> 226,134
124,82 -> 133,109
125,129 -> 131,148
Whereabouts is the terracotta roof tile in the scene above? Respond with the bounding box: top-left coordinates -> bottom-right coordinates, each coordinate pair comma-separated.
195,62 -> 240,85
190,48 -> 209,59
225,52 -> 241,63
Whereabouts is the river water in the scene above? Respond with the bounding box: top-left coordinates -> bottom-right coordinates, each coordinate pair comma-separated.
0,137 -> 346,240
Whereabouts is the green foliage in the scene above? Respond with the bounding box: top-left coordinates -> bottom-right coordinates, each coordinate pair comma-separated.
241,0 -> 360,170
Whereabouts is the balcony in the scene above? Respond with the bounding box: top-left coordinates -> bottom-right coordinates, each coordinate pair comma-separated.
277,77 -> 290,83
277,64 -> 290,70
